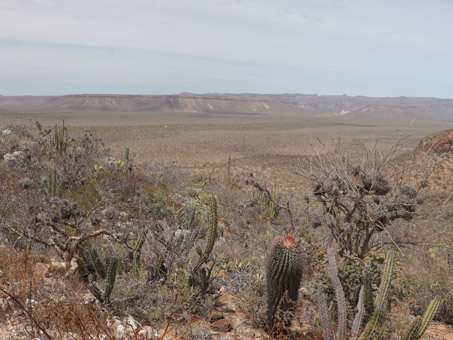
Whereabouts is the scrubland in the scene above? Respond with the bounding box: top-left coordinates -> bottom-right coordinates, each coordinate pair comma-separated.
0,113 -> 452,339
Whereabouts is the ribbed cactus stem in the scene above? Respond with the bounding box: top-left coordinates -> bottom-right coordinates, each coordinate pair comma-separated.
327,248 -> 347,340
52,168 -> 57,196
374,252 -> 395,310
104,258 -> 118,300
266,234 -> 304,332
363,265 -> 374,316
133,234 -> 145,274
317,284 -> 334,340
402,319 -> 422,340
351,285 -> 366,338
90,249 -> 106,280
360,252 -> 394,339
125,146 -> 130,163
402,297 -> 440,340
416,297 -> 441,338
193,196 -> 218,271
88,281 -> 104,303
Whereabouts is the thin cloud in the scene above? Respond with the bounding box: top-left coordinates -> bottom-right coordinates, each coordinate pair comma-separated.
0,0 -> 452,97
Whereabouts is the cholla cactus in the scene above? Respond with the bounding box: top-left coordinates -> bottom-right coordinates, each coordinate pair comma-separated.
266,234 -> 304,333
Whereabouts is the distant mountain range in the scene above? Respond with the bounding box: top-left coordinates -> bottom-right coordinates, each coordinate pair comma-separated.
1,93 -> 452,123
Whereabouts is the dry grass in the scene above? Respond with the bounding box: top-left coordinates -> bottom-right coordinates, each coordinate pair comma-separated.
0,112 -> 452,338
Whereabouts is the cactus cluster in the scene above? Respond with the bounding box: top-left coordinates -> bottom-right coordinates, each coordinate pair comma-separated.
88,249 -> 119,303
317,249 -> 440,339
266,234 -> 304,333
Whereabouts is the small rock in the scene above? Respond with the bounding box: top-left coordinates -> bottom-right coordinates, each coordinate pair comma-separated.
0,297 -> 10,312
138,326 -> 158,340
210,318 -> 232,333
33,262 -> 49,277
216,269 -> 229,278
214,293 -> 236,313
443,334 -> 453,340
85,297 -> 97,304
209,311 -> 224,322
127,315 -> 139,331
116,324 -> 126,339
1,129 -> 12,136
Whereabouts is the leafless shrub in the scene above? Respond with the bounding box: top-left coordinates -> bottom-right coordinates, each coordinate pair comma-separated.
298,135 -> 438,258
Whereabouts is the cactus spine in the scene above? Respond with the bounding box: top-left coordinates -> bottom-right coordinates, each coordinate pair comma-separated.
193,196 -> 217,272
266,234 -> 304,333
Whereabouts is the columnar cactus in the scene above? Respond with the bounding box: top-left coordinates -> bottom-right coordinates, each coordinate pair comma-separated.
88,250 -> 119,304
193,196 -> 217,272
266,234 -> 304,333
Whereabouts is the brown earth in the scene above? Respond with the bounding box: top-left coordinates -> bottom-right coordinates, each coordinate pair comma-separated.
419,129 -> 453,153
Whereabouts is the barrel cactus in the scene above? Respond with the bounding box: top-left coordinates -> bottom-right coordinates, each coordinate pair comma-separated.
266,234 -> 304,333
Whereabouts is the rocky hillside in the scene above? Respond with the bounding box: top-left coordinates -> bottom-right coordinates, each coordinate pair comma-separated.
419,129 -> 453,153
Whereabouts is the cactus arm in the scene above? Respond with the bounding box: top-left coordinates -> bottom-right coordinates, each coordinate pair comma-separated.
327,248 -> 347,340
125,146 -> 129,163
88,282 -> 104,303
363,265 -> 374,316
193,196 -> 217,271
90,249 -> 106,280
317,284 -> 335,340
359,251 -> 395,339
351,285 -> 365,338
402,319 -> 422,340
374,252 -> 395,310
133,233 -> 145,274
416,297 -> 441,339
52,168 -> 57,196
103,258 -> 118,300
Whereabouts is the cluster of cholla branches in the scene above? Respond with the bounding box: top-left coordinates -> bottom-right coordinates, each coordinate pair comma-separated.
299,138 -> 437,258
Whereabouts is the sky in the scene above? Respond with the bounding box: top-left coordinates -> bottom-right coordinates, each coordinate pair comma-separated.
0,0 -> 452,98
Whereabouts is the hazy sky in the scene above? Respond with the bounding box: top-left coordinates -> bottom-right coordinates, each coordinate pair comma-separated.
0,0 -> 452,97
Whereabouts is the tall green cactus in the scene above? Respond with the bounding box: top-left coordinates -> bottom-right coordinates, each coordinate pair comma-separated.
327,248 -> 348,339
124,146 -> 130,163
402,297 -> 441,340
317,250 -> 394,339
360,251 -> 395,339
54,122 -> 68,154
266,234 -> 304,333
133,233 -> 146,274
318,250 -> 440,339
88,252 -> 119,303
193,196 -> 218,272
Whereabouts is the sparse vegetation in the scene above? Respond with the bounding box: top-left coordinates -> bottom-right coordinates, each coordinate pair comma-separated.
0,120 -> 452,339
